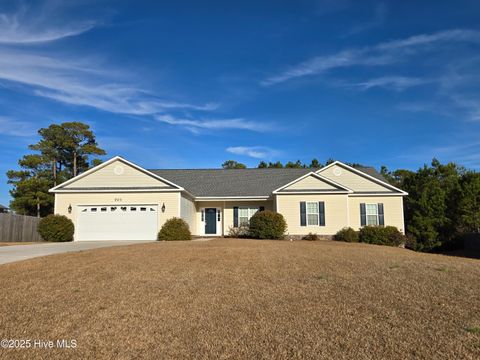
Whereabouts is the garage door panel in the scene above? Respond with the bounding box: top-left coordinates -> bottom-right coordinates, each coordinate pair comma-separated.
77,205 -> 158,241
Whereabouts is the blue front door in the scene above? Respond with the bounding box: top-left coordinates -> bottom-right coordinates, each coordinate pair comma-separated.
205,208 -> 217,234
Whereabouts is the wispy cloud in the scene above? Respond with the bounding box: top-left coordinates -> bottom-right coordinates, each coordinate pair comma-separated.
262,29 -> 480,86
0,3 -> 98,44
352,76 -> 429,91
0,49 -> 215,115
226,146 -> 279,159
155,115 -> 270,133
0,117 -> 36,137
0,2 -> 260,134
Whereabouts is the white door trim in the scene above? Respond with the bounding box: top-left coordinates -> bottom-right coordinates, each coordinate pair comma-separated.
199,207 -> 222,236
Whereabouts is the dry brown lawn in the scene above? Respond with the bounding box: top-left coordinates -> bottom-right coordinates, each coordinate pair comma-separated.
0,239 -> 479,360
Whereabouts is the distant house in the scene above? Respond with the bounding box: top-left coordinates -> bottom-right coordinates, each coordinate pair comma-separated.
50,156 -> 407,241
0,204 -> 9,213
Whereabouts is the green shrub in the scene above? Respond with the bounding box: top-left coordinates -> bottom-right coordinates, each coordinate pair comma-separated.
227,225 -> 249,238
38,214 -> 74,242
334,227 -> 359,242
359,226 -> 405,247
302,233 -> 319,241
404,233 -> 417,250
249,211 -> 287,239
158,218 -> 191,241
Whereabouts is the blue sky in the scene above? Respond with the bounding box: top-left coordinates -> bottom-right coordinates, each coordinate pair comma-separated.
1,0 -> 480,206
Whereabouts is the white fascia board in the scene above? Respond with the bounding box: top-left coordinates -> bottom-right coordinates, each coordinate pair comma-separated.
272,171 -> 353,194
348,192 -> 408,197
317,161 -> 408,195
275,191 -> 350,195
195,196 -> 270,201
49,156 -> 184,193
51,189 -> 182,193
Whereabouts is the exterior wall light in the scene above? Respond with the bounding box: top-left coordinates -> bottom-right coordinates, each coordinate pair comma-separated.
161,203 -> 166,213
68,204 -> 72,214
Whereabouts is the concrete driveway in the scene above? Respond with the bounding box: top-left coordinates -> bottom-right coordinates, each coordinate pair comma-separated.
0,241 -> 152,265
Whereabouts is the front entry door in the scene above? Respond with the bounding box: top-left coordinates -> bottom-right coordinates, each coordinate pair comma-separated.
205,208 -> 217,235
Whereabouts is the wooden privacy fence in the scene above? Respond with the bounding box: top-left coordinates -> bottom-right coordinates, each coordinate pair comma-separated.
0,213 -> 43,242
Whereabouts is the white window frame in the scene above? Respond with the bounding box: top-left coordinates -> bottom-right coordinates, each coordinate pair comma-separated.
238,207 -> 259,226
365,203 -> 379,226
306,202 -> 319,226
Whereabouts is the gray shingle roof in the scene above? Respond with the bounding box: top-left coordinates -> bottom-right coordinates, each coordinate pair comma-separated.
150,168 -> 312,197
149,165 -> 388,197
353,166 -> 388,182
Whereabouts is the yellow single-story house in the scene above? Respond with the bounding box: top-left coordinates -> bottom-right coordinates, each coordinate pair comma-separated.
50,156 -> 407,241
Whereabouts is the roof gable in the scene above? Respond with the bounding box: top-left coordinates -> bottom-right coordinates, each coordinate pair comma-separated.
316,162 -> 407,194
51,157 -> 183,192
273,172 -> 352,193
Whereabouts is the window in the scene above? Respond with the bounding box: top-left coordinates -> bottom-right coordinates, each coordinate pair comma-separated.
366,204 -> 379,226
306,202 -> 319,226
238,207 -> 259,226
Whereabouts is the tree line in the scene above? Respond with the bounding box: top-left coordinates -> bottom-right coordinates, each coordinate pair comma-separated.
221,159 -> 364,169
6,122 -> 479,252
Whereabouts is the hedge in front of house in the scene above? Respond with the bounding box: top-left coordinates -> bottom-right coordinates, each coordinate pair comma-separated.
359,226 -> 405,247
158,217 -> 191,241
248,211 -> 287,239
38,214 -> 74,242
334,227 -> 359,242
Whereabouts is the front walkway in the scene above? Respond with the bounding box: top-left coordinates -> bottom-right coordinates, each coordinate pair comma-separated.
0,241 -> 152,265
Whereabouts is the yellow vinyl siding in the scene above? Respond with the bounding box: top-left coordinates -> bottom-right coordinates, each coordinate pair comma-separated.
194,201 -> 273,236
349,196 -> 405,233
282,174 -> 339,191
63,159 -> 174,189
276,194 -> 348,235
55,192 -> 180,240
222,201 -> 273,234
180,194 -> 196,233
317,164 -> 392,192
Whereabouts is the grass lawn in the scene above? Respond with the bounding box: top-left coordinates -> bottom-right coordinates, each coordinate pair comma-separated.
0,239 -> 479,359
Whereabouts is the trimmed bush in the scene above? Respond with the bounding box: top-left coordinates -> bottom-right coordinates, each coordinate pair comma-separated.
334,227 -> 359,242
302,233 -> 319,241
227,225 -> 249,238
38,214 -> 74,242
359,226 -> 405,247
249,211 -> 287,240
158,218 -> 191,241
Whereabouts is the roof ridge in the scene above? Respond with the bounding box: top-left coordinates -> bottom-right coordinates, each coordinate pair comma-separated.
149,168 -> 316,171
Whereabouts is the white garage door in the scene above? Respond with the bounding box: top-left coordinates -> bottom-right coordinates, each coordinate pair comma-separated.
76,205 -> 158,241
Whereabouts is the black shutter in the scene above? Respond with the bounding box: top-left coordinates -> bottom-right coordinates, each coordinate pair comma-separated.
319,202 -> 325,226
360,203 -> 366,226
378,203 -> 384,226
233,207 -> 239,227
300,202 -> 306,226
259,206 -> 265,212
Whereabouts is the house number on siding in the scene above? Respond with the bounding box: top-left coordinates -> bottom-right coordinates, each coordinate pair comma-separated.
114,198 -> 122,202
